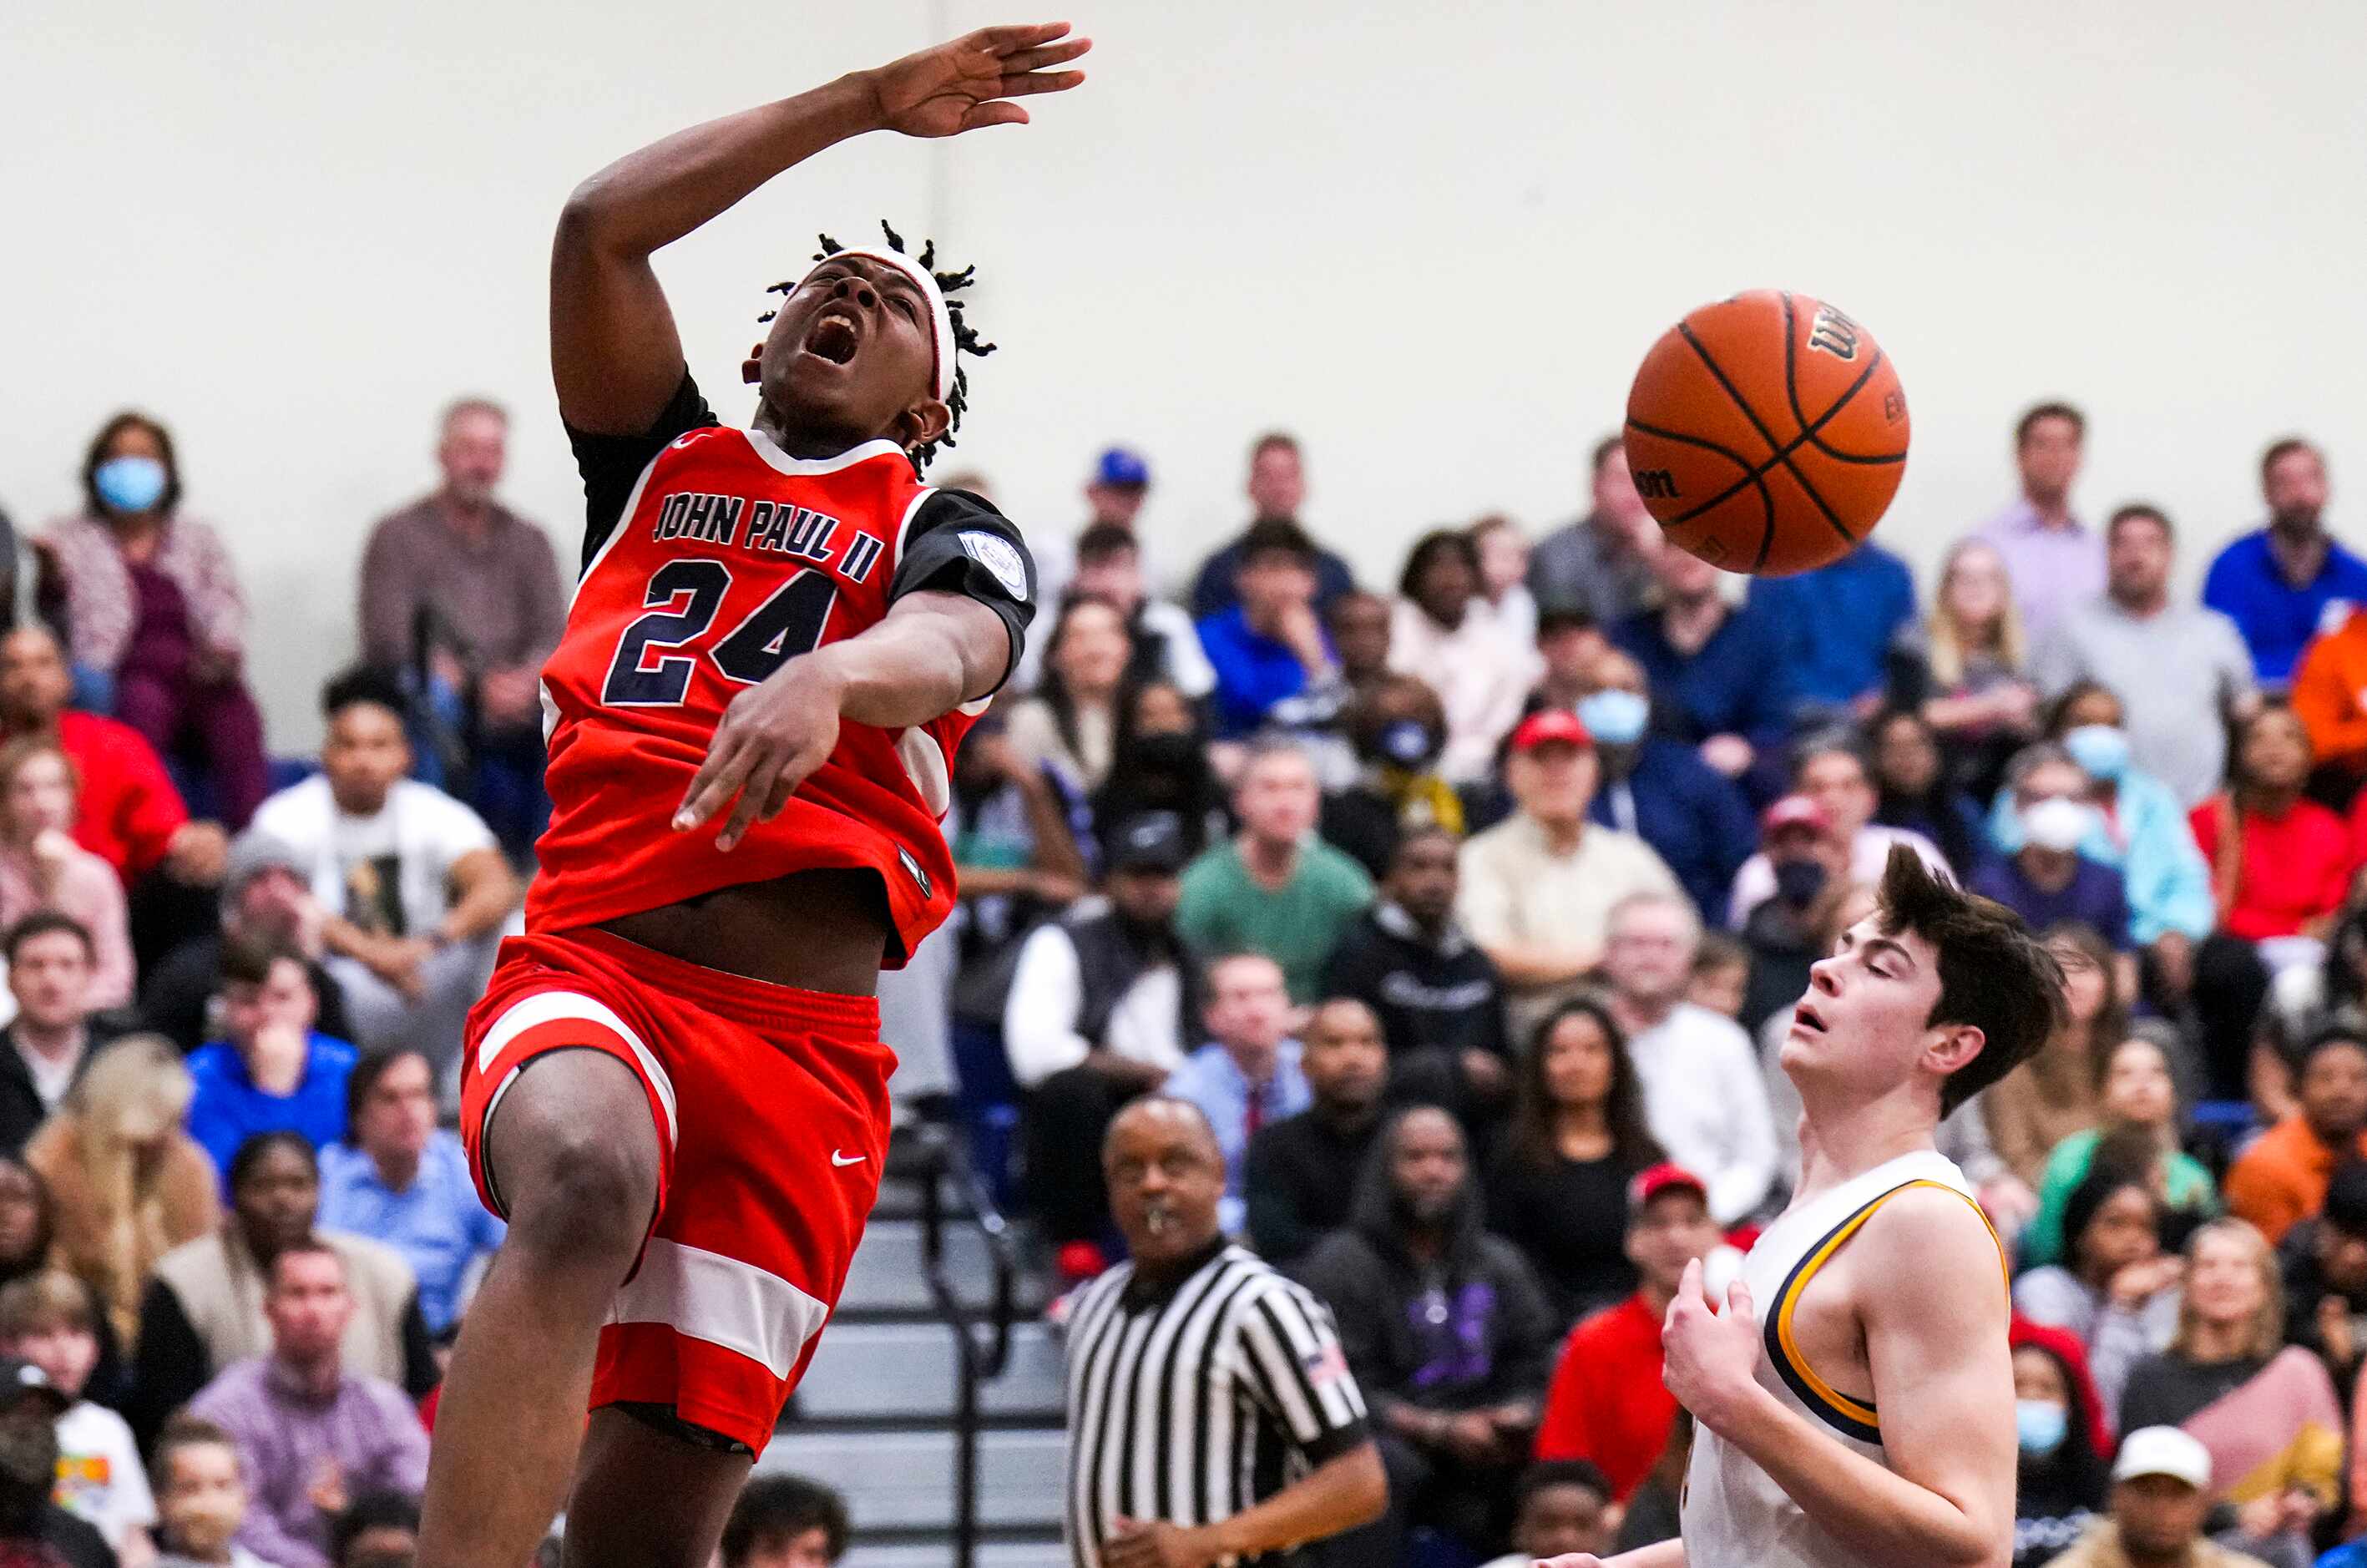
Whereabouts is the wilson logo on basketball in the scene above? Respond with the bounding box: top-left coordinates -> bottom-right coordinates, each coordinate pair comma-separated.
1635,469 -> 1681,500
1807,306 -> 1861,360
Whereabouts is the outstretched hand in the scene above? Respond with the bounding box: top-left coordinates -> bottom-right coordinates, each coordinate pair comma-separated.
865,23 -> 1090,139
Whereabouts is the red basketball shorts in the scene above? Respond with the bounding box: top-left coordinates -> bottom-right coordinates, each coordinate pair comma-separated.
458,927 -> 894,1454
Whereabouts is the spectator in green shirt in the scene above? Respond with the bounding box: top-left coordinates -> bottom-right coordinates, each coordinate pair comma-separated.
1177,740 -> 1373,1002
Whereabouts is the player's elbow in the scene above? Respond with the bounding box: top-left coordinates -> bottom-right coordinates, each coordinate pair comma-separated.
555,180 -> 638,257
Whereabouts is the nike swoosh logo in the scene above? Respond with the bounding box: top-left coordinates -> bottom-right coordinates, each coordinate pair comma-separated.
831,1151 -> 866,1167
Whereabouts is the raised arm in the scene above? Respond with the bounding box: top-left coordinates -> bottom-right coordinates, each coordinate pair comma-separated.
551,24 -> 1088,433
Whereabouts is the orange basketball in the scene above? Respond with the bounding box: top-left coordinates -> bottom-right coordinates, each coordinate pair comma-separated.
1623,290 -> 1909,576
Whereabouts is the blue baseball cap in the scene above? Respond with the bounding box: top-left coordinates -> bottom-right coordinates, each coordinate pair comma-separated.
1093,447 -> 1151,488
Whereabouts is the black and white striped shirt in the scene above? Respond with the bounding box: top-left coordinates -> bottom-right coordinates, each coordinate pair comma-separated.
1062,1242 -> 1370,1567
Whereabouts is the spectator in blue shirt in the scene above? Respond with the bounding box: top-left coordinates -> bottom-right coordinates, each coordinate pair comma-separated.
185,933 -> 357,1185
1746,537 -> 1918,716
1970,745 -> 2133,952
1164,953 -> 1312,1236
1197,520 -> 1348,741
1614,546 -> 1798,799
1578,650 -> 1756,925
2203,438 -> 2367,687
1187,433 -> 1356,620
318,1048 -> 503,1335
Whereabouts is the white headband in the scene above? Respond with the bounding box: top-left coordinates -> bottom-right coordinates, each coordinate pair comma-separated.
798,246 -> 957,404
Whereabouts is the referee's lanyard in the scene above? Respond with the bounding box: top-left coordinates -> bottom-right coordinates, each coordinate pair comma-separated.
1605,778 -> 1638,837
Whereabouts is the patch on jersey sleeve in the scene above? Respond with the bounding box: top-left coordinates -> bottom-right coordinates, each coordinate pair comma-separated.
896,845 -> 935,899
958,531 -> 1030,601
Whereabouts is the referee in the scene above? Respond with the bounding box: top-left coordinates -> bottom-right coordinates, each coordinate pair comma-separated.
1063,1097 -> 1387,1567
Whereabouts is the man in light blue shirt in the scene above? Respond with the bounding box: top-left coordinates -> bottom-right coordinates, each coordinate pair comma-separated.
1164,953 -> 1312,1237
317,1048 -> 503,1333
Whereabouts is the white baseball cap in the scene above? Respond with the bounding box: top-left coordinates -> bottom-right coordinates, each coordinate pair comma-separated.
2112,1426 -> 2212,1490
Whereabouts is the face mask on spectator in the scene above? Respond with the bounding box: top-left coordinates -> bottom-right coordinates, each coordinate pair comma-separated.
1773,859 -> 1827,908
2015,1398 -> 2067,1456
94,455 -> 168,514
2062,725 -> 2130,782
2021,797 -> 2095,854
1576,690 -> 1649,748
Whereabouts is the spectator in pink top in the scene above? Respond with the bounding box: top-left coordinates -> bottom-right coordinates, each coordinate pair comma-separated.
42,412 -> 269,829
0,740 -> 131,1011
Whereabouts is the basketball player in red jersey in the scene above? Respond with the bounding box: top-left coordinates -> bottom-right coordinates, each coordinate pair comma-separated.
417,26 -> 1087,1568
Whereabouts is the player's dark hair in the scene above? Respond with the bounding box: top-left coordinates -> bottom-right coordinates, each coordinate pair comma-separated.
2261,435 -> 2323,485
80,411 -> 183,518
721,1475 -> 850,1568
321,665 -> 411,725
330,1491 -> 420,1568
1590,433 -> 1625,474
3,910 -> 92,964
1237,518 -> 1319,571
220,928 -> 306,991
229,1130 -> 319,1191
1874,845 -> 2066,1118
1397,529 -> 1484,604
346,1045 -> 432,1130
1074,523 -> 1139,567
2106,502 -> 2173,547
2015,401 -> 2086,447
1515,1459 -> 1612,1512
760,222 -> 993,477
1249,431 -> 1300,463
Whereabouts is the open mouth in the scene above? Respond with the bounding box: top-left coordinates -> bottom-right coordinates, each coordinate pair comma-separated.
1793,1002 -> 1827,1035
804,311 -> 861,366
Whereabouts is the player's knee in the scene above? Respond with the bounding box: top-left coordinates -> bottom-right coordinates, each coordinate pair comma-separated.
507,1121 -> 655,1262
488,1058 -> 660,1262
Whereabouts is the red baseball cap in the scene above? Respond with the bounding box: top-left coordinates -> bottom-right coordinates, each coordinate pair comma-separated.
1510,708 -> 1593,753
1628,1162 -> 1708,1212
1761,794 -> 1833,835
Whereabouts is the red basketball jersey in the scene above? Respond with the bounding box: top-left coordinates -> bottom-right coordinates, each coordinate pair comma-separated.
529,381 -> 1034,964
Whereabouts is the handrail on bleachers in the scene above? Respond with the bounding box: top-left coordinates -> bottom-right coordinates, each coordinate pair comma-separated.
908,1122 -> 1019,1568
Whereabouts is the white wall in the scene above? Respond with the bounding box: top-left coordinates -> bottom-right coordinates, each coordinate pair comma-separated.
8,0 -> 2364,747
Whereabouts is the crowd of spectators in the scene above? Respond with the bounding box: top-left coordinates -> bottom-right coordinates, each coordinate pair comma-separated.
954,411 -> 2367,1567
0,389 -> 2364,1566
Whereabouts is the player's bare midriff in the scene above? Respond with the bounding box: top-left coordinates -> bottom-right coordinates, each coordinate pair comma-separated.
597,866 -> 891,997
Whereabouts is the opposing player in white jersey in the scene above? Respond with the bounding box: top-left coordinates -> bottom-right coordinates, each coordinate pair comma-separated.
1541,845 -> 2062,1568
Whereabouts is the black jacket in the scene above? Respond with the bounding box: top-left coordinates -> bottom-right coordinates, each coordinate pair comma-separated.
1245,1108 -> 1383,1267
1296,1197 -> 1557,1418
1320,903 -> 1510,1063
0,1024 -> 121,1159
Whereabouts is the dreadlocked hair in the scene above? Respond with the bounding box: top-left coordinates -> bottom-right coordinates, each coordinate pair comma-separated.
755,220 -> 994,476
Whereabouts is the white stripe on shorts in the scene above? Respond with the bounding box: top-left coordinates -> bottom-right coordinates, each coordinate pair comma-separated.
606,1237 -> 830,1380
475,990 -> 679,1147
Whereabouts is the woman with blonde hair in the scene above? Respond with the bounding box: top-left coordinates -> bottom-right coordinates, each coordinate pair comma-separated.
0,737 -> 133,1010
23,1036 -> 217,1347
2120,1218 -> 2343,1562
1909,538 -> 2041,800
